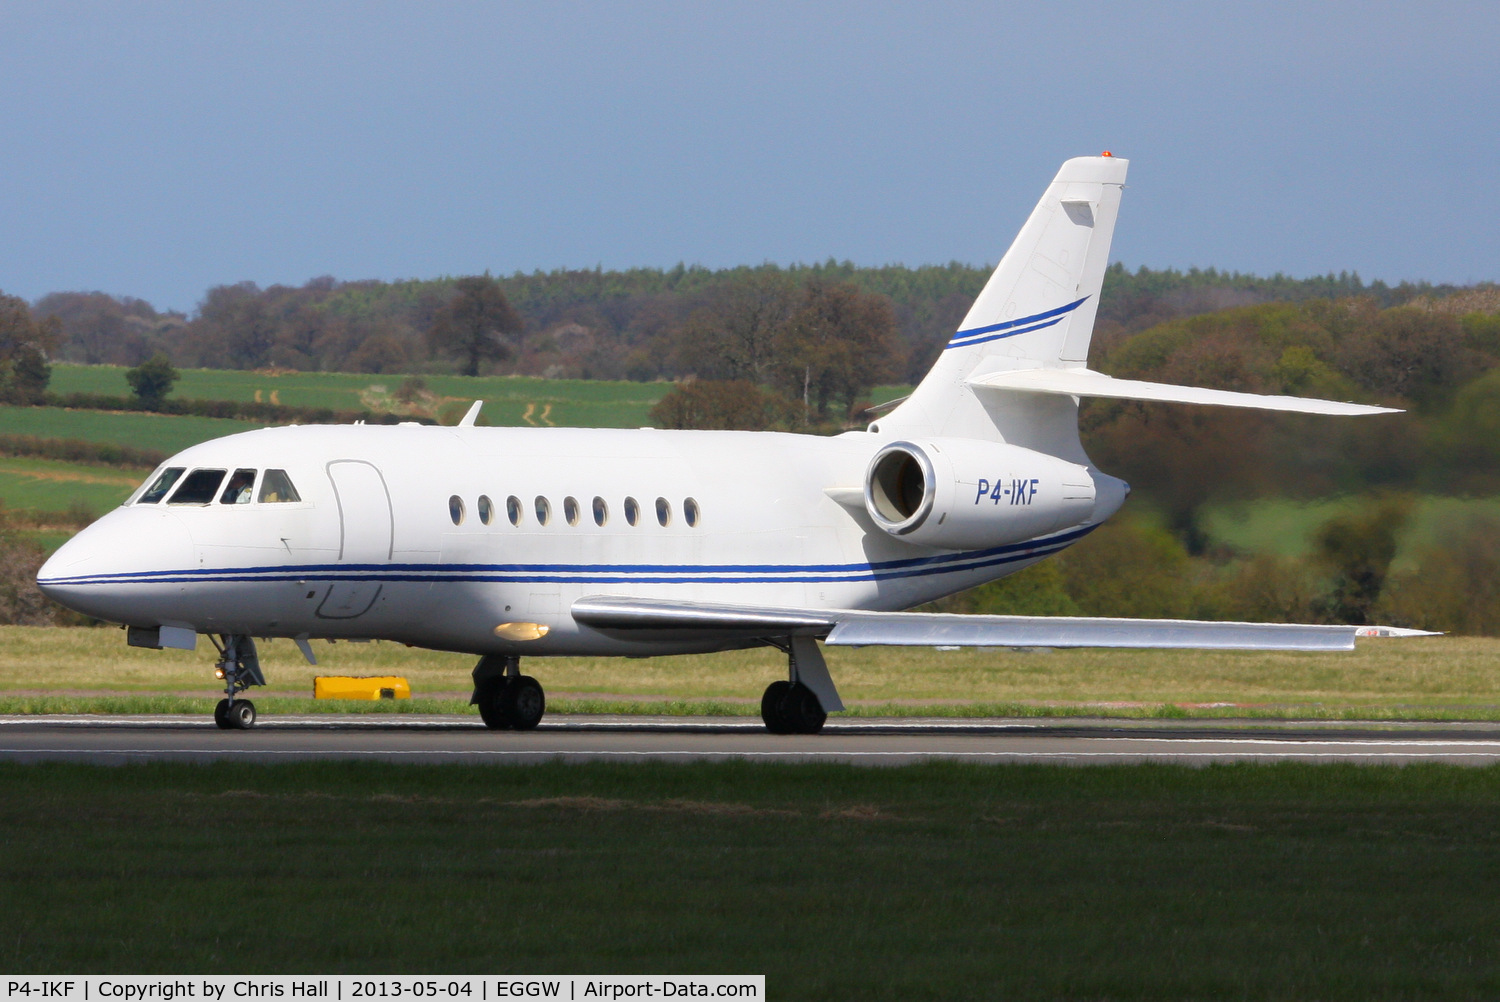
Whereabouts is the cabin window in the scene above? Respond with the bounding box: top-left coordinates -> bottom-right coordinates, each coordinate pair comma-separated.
507,496 -> 523,526
478,495 -> 494,525
219,469 -> 257,505
655,497 -> 671,526
449,495 -> 465,525
137,467 -> 185,504
684,497 -> 700,527
624,496 -> 639,526
592,496 -> 609,526
168,469 -> 227,505
534,496 -> 551,526
563,496 -> 579,526
258,469 -> 301,503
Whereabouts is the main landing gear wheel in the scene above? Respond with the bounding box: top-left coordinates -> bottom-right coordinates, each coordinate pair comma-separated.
760,680 -> 827,735
472,656 -> 547,731
501,675 -> 546,731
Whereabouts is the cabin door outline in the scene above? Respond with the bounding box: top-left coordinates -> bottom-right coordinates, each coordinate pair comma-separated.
317,459 -> 394,619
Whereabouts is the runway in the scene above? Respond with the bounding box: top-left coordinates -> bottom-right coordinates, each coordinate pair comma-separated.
5,714 -> 1500,764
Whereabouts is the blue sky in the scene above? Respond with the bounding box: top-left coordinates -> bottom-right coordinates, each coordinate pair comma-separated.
1,1 -> 1495,313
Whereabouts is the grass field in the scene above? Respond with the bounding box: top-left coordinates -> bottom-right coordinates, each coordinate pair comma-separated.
49,365 -> 912,428
0,403 -> 266,454
1201,494 -> 1500,568
3,759 -> 1499,997
4,626 -> 1497,720
0,455 -> 145,515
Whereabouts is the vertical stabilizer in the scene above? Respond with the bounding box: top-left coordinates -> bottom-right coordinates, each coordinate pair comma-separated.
878,155 -> 1128,456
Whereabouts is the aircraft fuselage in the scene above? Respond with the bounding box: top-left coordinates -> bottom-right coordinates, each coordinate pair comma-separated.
39,423 -> 1121,657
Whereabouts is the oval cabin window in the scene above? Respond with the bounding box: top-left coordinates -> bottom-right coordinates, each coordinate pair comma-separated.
449,495 -> 465,525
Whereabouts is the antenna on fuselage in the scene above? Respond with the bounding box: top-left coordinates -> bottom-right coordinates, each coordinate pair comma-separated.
458,400 -> 483,427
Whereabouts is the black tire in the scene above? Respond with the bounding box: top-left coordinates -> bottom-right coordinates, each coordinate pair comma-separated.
787,683 -> 827,734
501,675 -> 545,731
476,680 -> 511,730
761,680 -> 793,734
213,698 -> 232,730
229,700 -> 256,729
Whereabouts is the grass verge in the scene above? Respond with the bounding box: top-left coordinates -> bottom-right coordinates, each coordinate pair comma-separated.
2,760 -> 1499,998
4,627 -> 1500,720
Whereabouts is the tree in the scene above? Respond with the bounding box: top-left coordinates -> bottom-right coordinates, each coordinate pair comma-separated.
427,275 -> 524,376
126,353 -> 179,409
672,271 -> 796,382
1313,496 -> 1412,625
648,380 -> 794,430
0,292 -> 58,404
771,280 -> 900,420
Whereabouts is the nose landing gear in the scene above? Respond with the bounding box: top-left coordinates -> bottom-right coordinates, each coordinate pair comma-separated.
210,634 -> 265,730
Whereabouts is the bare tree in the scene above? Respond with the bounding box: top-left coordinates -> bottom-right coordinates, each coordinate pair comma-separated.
427,275 -> 524,377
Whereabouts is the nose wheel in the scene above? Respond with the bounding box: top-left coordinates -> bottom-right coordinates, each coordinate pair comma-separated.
210,634 -> 266,730
214,698 -> 257,730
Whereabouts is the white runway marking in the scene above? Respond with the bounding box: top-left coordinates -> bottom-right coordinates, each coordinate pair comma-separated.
5,715 -> 1500,765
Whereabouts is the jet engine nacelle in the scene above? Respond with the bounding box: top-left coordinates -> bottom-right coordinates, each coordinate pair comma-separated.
864,438 -> 1097,550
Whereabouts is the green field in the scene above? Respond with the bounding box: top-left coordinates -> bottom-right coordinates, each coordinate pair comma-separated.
50,364 -> 911,428
0,403 -> 266,454
0,455 -> 144,515
1201,495 -> 1500,569
3,759 -> 1500,997
5,626 -> 1498,720
48,365 -> 659,429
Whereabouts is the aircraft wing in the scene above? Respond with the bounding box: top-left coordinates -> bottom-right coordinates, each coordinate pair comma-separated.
571,596 -> 1434,652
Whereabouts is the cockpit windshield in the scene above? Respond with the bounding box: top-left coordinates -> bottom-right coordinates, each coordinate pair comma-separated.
167,469 -> 228,505
135,466 -> 304,506
219,469 -> 256,504
137,467 -> 185,504
258,469 -> 301,503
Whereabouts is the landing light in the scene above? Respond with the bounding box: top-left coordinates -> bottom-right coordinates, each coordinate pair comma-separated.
494,622 -> 550,641
214,668 -> 225,679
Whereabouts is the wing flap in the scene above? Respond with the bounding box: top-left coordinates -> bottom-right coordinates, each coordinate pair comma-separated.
970,367 -> 1400,416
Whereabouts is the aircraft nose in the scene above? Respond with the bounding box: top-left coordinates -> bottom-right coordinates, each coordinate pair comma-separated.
37,508 -> 194,623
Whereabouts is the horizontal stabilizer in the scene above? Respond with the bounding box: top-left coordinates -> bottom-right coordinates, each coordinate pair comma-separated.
970,367 -> 1400,415
573,596 -> 1435,652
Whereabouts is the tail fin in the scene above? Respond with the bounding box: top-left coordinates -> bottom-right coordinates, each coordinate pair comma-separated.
878,155 -> 1127,452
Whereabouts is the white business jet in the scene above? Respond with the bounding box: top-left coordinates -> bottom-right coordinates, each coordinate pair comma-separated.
37,155 -> 1422,732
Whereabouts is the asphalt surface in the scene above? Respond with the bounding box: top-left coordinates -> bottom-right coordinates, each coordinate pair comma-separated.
5,714 -> 1500,764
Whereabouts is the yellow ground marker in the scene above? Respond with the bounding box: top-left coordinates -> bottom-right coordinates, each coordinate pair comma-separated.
313,676 -> 412,700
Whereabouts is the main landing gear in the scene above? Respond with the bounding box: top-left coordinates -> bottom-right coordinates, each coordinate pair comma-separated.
471,654 -> 546,730
210,634 -> 266,730
760,635 -> 842,735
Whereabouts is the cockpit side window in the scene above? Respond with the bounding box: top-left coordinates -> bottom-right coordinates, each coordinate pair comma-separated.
219,469 -> 257,504
258,469 -> 302,503
167,469 -> 228,505
137,467 -> 186,504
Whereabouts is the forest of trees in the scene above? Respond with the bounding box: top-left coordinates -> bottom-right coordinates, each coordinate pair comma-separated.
30,262 -> 1477,381
5,264 -> 1500,632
